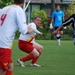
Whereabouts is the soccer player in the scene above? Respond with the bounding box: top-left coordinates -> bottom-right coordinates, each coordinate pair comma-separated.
52,14 -> 75,45
17,16 -> 44,67
0,0 -> 33,75
49,5 -> 65,45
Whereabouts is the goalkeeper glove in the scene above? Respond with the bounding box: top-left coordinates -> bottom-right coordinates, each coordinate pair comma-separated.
49,23 -> 53,29
64,26 -> 66,29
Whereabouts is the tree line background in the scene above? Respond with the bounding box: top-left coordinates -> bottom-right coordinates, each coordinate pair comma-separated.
0,0 -> 74,40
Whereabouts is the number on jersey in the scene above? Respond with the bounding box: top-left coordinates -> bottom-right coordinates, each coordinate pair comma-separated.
0,14 -> 7,26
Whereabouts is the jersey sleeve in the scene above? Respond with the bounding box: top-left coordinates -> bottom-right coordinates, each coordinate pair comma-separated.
33,28 -> 41,34
16,9 -> 28,35
28,23 -> 41,34
51,11 -> 55,19
62,11 -> 65,18
62,14 -> 75,27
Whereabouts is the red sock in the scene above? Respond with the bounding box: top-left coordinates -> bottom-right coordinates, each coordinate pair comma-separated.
20,54 -> 34,62
31,57 -> 39,64
5,70 -> 12,75
31,52 -> 41,64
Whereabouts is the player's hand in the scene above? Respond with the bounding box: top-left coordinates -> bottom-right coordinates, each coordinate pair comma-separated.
27,26 -> 33,34
49,23 -> 53,29
52,30 -> 58,35
63,26 -> 66,29
39,32 -> 43,35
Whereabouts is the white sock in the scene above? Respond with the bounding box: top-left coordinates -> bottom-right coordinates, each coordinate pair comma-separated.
57,39 -> 60,45
56,34 -> 60,37
56,34 -> 61,45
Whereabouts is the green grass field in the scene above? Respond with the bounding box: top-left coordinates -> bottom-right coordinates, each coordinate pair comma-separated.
12,40 -> 75,75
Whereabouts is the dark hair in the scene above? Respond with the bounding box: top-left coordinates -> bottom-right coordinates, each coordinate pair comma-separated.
56,4 -> 61,8
14,0 -> 24,4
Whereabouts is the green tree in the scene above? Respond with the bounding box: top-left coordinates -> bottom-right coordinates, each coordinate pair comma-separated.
65,0 -> 75,18
0,0 -> 13,8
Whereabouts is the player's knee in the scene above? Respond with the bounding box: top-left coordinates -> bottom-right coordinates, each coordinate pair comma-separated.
38,46 -> 44,53
34,52 -> 39,58
8,63 -> 14,71
40,46 -> 44,52
60,31 -> 63,35
56,34 -> 61,39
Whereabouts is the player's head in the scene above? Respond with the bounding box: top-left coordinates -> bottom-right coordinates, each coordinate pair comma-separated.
33,15 -> 41,26
56,5 -> 61,11
14,0 -> 24,7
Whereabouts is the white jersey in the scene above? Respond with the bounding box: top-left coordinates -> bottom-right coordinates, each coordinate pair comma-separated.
19,22 -> 41,43
0,5 -> 28,49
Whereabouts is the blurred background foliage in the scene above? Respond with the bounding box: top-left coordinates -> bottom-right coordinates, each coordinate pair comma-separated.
0,0 -> 13,8
0,0 -> 74,40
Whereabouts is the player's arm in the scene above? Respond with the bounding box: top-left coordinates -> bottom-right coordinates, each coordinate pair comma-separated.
62,11 -> 65,22
16,9 -> 33,34
50,18 -> 54,25
62,14 -> 66,29
27,26 -> 33,34
49,12 -> 55,29
62,14 -> 74,27
29,24 -> 42,35
49,18 -> 54,29
33,28 -> 42,35
52,25 -> 63,35
63,17 -> 65,22
62,11 -> 66,29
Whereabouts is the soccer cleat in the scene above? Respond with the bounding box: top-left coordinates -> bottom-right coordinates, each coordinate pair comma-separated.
17,59 -> 25,67
30,63 -> 41,67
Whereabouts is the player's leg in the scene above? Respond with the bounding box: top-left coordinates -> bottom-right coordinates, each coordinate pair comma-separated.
20,48 -> 39,61
30,42 -> 43,67
0,69 -> 6,75
0,48 -> 13,75
56,28 -> 63,45
17,40 -> 40,67
5,63 -> 13,75
54,27 -> 60,45
58,30 -> 63,35
0,48 -> 6,75
33,42 -> 43,53
5,50 -> 13,75
54,27 -> 61,45
17,48 -> 39,67
56,33 -> 61,45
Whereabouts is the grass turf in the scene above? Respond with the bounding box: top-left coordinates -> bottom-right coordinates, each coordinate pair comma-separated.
12,40 -> 75,75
